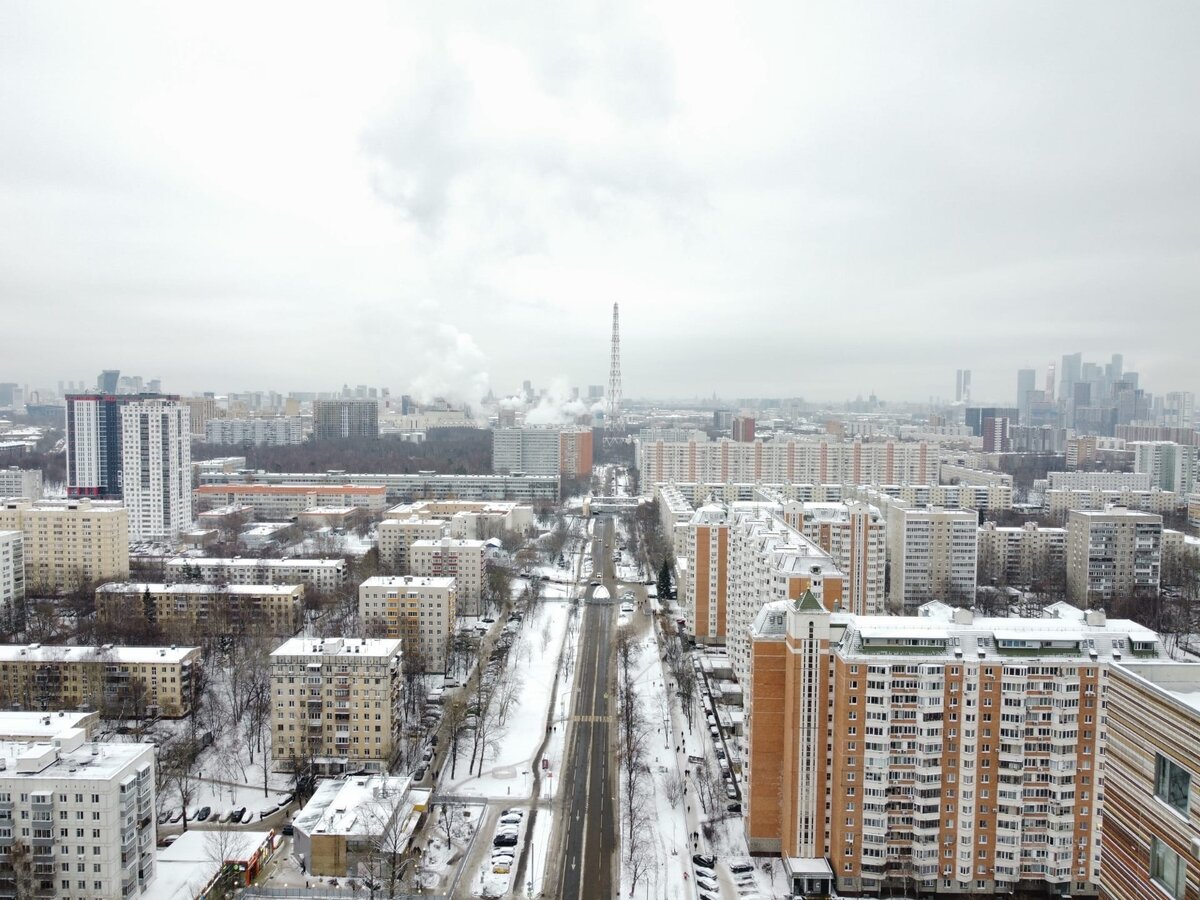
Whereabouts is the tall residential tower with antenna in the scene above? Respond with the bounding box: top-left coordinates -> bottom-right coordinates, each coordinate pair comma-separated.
607,302 -> 622,428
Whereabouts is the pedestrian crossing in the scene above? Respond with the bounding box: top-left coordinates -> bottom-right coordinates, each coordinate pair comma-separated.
573,714 -> 613,724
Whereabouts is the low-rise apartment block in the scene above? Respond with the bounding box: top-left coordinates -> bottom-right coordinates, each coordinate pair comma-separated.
0,644 -> 200,717
163,556 -> 346,593
385,500 -> 535,538
1046,471 -> 1151,491
270,637 -> 402,774
0,498 -> 129,590
1066,508 -> 1162,606
96,582 -> 305,638
358,577 -> 455,672
1100,661 -> 1200,900
747,597 -> 1162,897
193,484 -> 387,518
408,539 -> 485,616
0,733 -> 157,900
977,521 -> 1067,586
195,470 -> 560,504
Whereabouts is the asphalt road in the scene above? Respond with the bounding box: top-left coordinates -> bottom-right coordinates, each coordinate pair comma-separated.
554,517 -> 621,900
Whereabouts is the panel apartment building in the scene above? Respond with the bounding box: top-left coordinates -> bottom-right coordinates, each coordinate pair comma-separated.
0,644 -> 200,717
0,531 -> 22,624
358,576 -> 456,672
637,437 -> 939,486
782,500 -> 886,616
492,426 -> 593,478
0,498 -> 129,591
193,483 -> 388,518
977,522 -> 1067,587
747,597 -> 1163,898
1066,508 -> 1163,606
885,504 -> 979,611
408,538 -> 486,616
163,556 -> 346,593
95,582 -> 305,639
0,734 -> 157,900
312,399 -> 378,440
270,637 -> 403,774
0,466 -> 42,500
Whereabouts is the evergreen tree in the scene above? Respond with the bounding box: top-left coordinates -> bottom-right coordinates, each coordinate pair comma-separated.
657,560 -> 674,600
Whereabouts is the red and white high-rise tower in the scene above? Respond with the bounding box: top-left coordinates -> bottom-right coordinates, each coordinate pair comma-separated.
607,302 -> 622,428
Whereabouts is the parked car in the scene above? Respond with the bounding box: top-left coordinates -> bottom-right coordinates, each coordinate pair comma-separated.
729,861 -> 754,875
726,802 -> 742,814
232,807 -> 247,824
493,834 -> 518,847
196,807 -> 211,822
695,874 -> 719,892
691,854 -> 716,870
282,823 -> 294,836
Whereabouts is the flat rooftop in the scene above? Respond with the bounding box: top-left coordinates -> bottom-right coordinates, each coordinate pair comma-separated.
0,643 -> 199,664
271,637 -> 401,658
96,582 -> 302,596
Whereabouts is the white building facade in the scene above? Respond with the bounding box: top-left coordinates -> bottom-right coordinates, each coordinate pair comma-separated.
119,400 -> 192,542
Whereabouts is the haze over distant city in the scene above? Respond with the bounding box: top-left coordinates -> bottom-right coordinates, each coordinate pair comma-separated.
2,2 -> 1198,402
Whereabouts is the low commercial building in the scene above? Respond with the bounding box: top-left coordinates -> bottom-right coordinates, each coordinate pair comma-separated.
163,556 -> 346,593
292,776 -> 429,877
358,577 -> 455,672
384,500 -> 534,538
0,733 -> 157,900
96,582 -> 305,638
0,498 -> 129,590
1101,662 -> 1200,900
148,829 -> 275,900
270,637 -> 403,774
0,644 -> 200,717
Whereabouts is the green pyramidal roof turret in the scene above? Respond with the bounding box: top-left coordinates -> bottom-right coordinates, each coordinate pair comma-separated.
795,589 -> 825,613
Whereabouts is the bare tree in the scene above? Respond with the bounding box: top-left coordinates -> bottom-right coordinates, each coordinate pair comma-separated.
443,696 -> 469,779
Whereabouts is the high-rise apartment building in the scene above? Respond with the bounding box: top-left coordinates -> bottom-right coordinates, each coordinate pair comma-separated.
0,734 -> 157,900
1160,391 -> 1195,430
358,576 -> 455,671
747,598 -> 1162,897
1100,662 -> 1200,900
0,499 -> 129,590
377,517 -> 450,572
1132,441 -> 1196,495
181,396 -> 216,438
682,505 -> 729,643
886,505 -> 978,610
637,438 -> 938,486
783,501 -> 886,615
1066,508 -> 1162,605
0,531 -> 23,624
119,398 -> 191,542
0,466 -> 42,500
65,393 -> 177,500
312,399 -> 378,440
492,427 -> 593,478
732,416 -> 756,443
270,637 -> 402,774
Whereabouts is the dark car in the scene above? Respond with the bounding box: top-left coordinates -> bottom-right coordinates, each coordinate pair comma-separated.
414,766 -> 427,781
282,823 -> 294,836
493,834 -> 518,847
231,807 -> 247,824
726,802 -> 741,814
196,807 -> 211,822
692,854 -> 716,870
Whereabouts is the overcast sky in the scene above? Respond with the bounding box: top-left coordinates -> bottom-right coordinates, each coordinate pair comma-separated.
3,1 -> 1198,406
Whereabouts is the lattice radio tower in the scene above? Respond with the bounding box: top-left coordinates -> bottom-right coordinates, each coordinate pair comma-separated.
606,302 -> 623,429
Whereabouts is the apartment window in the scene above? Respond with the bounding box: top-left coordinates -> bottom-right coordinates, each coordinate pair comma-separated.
1151,837 -> 1187,899
1155,754 -> 1191,815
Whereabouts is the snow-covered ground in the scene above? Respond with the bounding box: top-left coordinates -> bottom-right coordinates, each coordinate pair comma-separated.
617,604 -> 792,900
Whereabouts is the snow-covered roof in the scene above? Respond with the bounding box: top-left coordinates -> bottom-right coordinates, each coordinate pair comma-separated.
0,643 -> 199,664
271,637 -> 401,659
165,557 -> 344,570
360,576 -> 456,590
96,582 -> 302,596
293,776 -> 416,837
